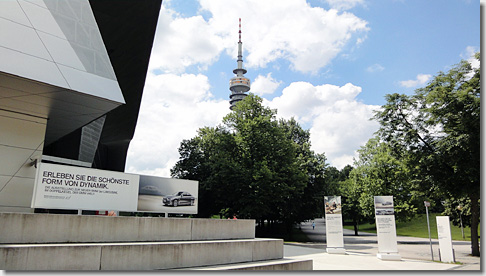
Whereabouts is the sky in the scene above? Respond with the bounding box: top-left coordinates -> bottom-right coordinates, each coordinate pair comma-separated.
124,0 -> 480,177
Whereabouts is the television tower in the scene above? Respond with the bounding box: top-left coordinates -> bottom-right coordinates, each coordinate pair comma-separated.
229,18 -> 250,110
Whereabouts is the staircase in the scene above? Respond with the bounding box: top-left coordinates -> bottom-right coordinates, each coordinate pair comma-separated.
0,213 -> 312,270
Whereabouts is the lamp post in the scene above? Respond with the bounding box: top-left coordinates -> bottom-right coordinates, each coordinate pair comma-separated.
457,205 -> 465,240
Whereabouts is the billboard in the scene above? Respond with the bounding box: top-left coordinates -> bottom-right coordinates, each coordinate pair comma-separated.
31,163 -> 199,214
32,163 -> 139,211
137,175 -> 198,214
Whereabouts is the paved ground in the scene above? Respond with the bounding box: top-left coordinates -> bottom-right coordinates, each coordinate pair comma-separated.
284,218 -> 481,271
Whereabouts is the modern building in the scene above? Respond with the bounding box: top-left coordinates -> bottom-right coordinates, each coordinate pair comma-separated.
0,0 -> 162,213
229,18 -> 251,110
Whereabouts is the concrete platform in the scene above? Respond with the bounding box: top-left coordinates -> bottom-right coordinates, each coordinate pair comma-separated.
186,258 -> 313,270
0,212 -> 255,243
0,213 -> 312,271
290,218 -> 480,270
284,244 -> 463,270
0,238 -> 283,270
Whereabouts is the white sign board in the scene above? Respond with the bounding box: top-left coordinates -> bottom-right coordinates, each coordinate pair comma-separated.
32,163 -> 140,211
436,216 -> 455,263
374,196 -> 401,260
324,196 -> 345,253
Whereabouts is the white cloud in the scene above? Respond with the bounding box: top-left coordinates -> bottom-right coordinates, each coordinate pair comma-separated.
366,63 -> 385,73
251,73 -> 282,96
148,7 -> 224,74
198,0 -> 368,74
459,46 -> 479,80
325,0 -> 366,10
125,73 -> 229,177
400,74 -> 432,88
461,46 -> 479,70
267,82 -> 380,169
148,1 -> 368,75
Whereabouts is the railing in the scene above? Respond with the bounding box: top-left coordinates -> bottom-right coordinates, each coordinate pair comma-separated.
229,77 -> 250,87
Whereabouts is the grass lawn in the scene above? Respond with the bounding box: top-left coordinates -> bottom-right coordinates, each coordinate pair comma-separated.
343,213 -> 478,241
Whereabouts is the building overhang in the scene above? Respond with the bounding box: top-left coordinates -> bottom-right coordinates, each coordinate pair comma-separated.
0,0 -> 126,146
0,72 -> 123,146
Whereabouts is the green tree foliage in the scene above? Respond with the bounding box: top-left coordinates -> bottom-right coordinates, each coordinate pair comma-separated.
171,94 -> 329,232
171,126 -> 242,217
373,53 -> 480,256
442,196 -> 476,229
224,95 -> 308,224
336,165 -> 372,236
279,118 -> 328,222
348,137 -> 419,222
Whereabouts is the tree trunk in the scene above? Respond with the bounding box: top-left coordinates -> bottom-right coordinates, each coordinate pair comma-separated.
353,217 -> 359,236
469,192 -> 480,256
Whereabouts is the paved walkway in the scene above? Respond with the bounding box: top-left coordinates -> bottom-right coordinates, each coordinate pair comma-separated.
284,218 -> 480,271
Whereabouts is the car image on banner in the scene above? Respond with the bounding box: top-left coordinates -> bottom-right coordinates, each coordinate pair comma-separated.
162,191 -> 195,207
137,175 -> 198,214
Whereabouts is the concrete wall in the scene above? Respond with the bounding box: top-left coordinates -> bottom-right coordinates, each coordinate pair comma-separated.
191,218 -> 255,240
0,213 -> 255,243
0,244 -> 102,270
0,239 -> 282,270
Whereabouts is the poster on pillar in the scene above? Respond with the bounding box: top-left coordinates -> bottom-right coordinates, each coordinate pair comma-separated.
374,196 -> 401,259
324,196 -> 345,253
31,163 -> 140,212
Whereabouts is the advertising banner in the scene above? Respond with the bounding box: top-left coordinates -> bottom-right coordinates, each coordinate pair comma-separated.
32,163 -> 139,211
374,196 -> 400,259
324,196 -> 345,253
436,216 -> 455,262
137,175 -> 198,214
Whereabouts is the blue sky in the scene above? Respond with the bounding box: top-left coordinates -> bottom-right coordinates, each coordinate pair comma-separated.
125,0 -> 479,177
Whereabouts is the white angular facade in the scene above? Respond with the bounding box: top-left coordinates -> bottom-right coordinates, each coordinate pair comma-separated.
0,0 -> 128,213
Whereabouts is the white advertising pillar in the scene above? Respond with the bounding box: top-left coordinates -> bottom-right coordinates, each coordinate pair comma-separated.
324,196 -> 345,254
436,216 -> 455,263
374,196 -> 401,260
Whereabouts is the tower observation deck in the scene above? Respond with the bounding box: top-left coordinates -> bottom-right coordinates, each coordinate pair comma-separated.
229,18 -> 250,110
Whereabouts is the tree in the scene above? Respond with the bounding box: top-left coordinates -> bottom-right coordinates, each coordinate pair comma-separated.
349,137 -> 419,222
442,196 -> 476,229
172,94 -> 323,233
171,126 -> 243,217
223,95 -> 308,225
373,53 -> 480,256
340,172 -> 364,236
279,118 -> 334,221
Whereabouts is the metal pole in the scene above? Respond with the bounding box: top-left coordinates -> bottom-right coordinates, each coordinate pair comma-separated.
425,205 -> 434,261
457,205 -> 465,240
459,213 -> 465,240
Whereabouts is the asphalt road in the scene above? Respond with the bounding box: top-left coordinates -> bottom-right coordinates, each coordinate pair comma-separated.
284,218 -> 480,270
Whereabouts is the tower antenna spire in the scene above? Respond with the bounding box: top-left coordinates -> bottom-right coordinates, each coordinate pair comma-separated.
237,18 -> 243,69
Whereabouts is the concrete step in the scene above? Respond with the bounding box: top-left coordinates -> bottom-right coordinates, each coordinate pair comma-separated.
0,238 -> 283,270
0,212 -> 255,243
183,258 -> 313,270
